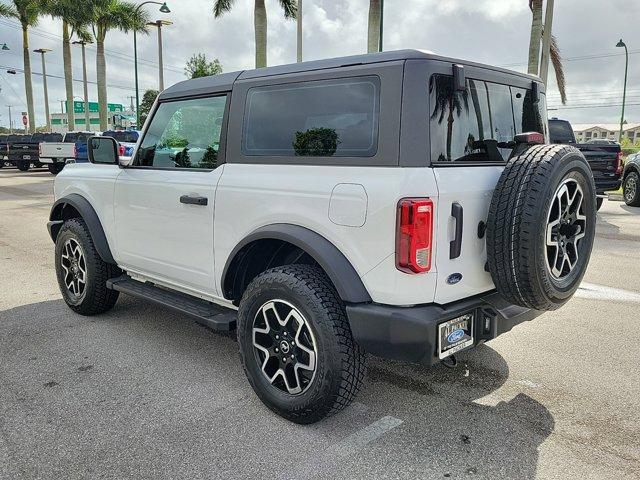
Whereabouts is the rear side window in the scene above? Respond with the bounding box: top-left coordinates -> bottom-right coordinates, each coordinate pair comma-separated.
429,74 -> 546,163
135,95 -> 227,169
243,77 -> 380,157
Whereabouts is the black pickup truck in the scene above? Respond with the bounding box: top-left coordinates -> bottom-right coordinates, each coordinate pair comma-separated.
0,134 -> 10,167
549,118 -> 623,209
7,133 -> 63,171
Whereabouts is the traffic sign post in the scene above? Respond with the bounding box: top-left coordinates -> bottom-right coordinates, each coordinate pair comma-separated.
21,112 -> 28,133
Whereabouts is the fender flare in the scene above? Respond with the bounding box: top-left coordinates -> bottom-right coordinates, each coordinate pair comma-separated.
48,193 -> 116,265
222,224 -> 372,304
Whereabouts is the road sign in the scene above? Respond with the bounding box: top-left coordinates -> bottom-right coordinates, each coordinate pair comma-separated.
66,101 -> 124,114
21,113 -> 27,126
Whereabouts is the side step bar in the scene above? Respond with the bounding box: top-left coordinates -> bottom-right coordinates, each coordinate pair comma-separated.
106,275 -> 236,331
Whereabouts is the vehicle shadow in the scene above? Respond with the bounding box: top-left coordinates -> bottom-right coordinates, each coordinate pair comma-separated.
0,297 -> 554,480
362,348 -> 555,479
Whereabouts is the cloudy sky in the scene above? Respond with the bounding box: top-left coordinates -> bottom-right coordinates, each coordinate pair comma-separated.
0,0 -> 638,129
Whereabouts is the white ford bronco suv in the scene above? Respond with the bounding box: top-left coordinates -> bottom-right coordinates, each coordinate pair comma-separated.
48,50 -> 596,424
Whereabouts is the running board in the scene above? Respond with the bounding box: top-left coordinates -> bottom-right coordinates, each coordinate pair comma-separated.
106,275 -> 236,331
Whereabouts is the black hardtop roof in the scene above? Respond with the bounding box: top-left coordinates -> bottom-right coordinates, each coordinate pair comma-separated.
159,49 -> 541,101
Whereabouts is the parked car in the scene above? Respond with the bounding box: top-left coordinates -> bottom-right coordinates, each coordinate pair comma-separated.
548,118 -> 623,209
7,133 -> 63,171
622,152 -> 640,206
39,131 -> 98,174
48,50 -> 596,424
0,134 -> 10,167
102,130 -> 140,157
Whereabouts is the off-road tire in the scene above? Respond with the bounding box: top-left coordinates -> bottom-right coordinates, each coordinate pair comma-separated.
55,218 -> 120,315
48,163 -> 64,175
16,161 -> 30,172
487,144 -> 596,311
237,264 -> 366,424
596,197 -> 604,211
623,171 -> 640,206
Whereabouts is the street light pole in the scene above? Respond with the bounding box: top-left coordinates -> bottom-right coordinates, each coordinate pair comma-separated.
616,39 -> 629,143
296,0 -> 302,62
6,105 -> 14,133
134,1 -> 170,127
147,20 -> 173,91
379,0 -> 384,52
34,48 -> 52,132
73,40 -> 92,131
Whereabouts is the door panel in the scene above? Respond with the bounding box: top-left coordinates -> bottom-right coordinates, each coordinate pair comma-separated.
114,168 -> 221,294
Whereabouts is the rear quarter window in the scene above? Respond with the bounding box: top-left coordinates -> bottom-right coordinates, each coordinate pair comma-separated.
242,76 -> 380,157
429,74 -> 546,163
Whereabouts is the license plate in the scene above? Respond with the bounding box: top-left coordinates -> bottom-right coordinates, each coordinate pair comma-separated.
23,155 -> 31,160
438,313 -> 474,359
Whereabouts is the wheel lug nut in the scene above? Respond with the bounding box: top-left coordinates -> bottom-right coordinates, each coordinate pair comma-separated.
275,335 -> 279,339
283,332 -> 287,336
291,355 -> 294,359
275,348 -> 279,352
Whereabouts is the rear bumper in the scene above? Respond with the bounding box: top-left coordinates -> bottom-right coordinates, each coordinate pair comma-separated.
594,178 -> 622,195
346,292 -> 542,365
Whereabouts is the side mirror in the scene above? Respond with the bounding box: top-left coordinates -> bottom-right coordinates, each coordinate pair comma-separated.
88,136 -> 119,165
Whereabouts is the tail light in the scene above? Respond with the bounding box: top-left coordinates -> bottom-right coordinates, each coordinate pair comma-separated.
73,144 -> 77,158
118,144 -> 125,156
396,198 -> 434,274
38,142 -> 42,156
615,151 -> 623,176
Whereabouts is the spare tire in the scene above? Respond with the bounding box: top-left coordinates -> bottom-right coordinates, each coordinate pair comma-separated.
487,144 -> 596,311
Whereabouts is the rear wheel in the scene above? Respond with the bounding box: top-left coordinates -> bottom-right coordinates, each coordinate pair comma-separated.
55,218 -> 120,315
237,265 -> 366,424
16,161 -> 30,172
48,163 -> 64,175
624,171 -> 640,206
487,144 -> 596,311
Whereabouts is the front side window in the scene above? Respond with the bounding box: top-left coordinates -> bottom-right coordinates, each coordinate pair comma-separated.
429,74 -> 546,163
135,95 -> 227,169
243,77 -> 380,157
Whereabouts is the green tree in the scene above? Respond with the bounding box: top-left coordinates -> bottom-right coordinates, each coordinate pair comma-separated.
213,0 -> 296,68
0,1 -> 42,133
139,89 -> 159,126
88,0 -> 148,131
42,0 -> 93,130
185,53 -> 222,79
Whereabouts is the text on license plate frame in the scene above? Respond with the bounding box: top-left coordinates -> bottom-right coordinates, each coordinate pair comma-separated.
438,313 -> 474,359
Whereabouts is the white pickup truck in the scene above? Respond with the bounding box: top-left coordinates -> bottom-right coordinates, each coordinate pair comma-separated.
40,132 -> 96,174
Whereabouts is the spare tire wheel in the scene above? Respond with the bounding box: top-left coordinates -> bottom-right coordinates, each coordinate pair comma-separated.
487,144 -> 596,311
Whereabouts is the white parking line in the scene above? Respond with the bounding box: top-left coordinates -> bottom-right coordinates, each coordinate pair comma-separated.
576,282 -> 640,303
278,415 -> 403,480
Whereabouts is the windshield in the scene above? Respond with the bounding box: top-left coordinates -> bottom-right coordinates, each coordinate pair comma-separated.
105,131 -> 139,143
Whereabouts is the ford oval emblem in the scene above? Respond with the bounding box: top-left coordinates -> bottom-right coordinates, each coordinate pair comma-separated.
447,329 -> 465,343
447,273 -> 463,285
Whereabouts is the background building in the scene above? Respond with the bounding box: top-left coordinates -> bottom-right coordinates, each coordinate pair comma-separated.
572,123 -> 640,143
50,101 -> 136,133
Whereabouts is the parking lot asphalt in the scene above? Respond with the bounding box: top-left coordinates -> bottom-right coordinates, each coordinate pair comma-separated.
1,168 -> 639,480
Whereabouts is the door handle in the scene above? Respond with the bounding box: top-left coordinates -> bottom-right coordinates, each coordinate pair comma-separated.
180,195 -> 208,206
450,202 -> 463,259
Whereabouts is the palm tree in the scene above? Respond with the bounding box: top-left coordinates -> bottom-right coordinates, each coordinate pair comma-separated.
213,0 -> 296,68
430,75 -> 469,161
88,0 -> 148,130
367,0 -> 381,53
528,0 -> 566,104
42,0 -> 93,130
0,1 -> 41,133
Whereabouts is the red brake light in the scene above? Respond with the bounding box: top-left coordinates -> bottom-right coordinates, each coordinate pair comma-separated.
396,198 -> 433,274
514,132 -> 545,144
118,144 -> 125,156
615,151 -> 623,175
38,142 -> 42,156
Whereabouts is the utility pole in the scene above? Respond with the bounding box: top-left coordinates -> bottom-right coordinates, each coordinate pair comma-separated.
539,0 -> 555,86
616,39 -> 629,143
6,105 -> 14,133
147,20 -> 173,91
379,0 -> 384,52
34,48 -> 52,131
296,0 -> 302,62
127,95 -> 135,112
73,40 -> 91,131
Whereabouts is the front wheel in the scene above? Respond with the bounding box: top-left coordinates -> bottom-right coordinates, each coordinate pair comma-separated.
55,218 -> 121,315
624,171 -> 640,206
237,265 -> 366,424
